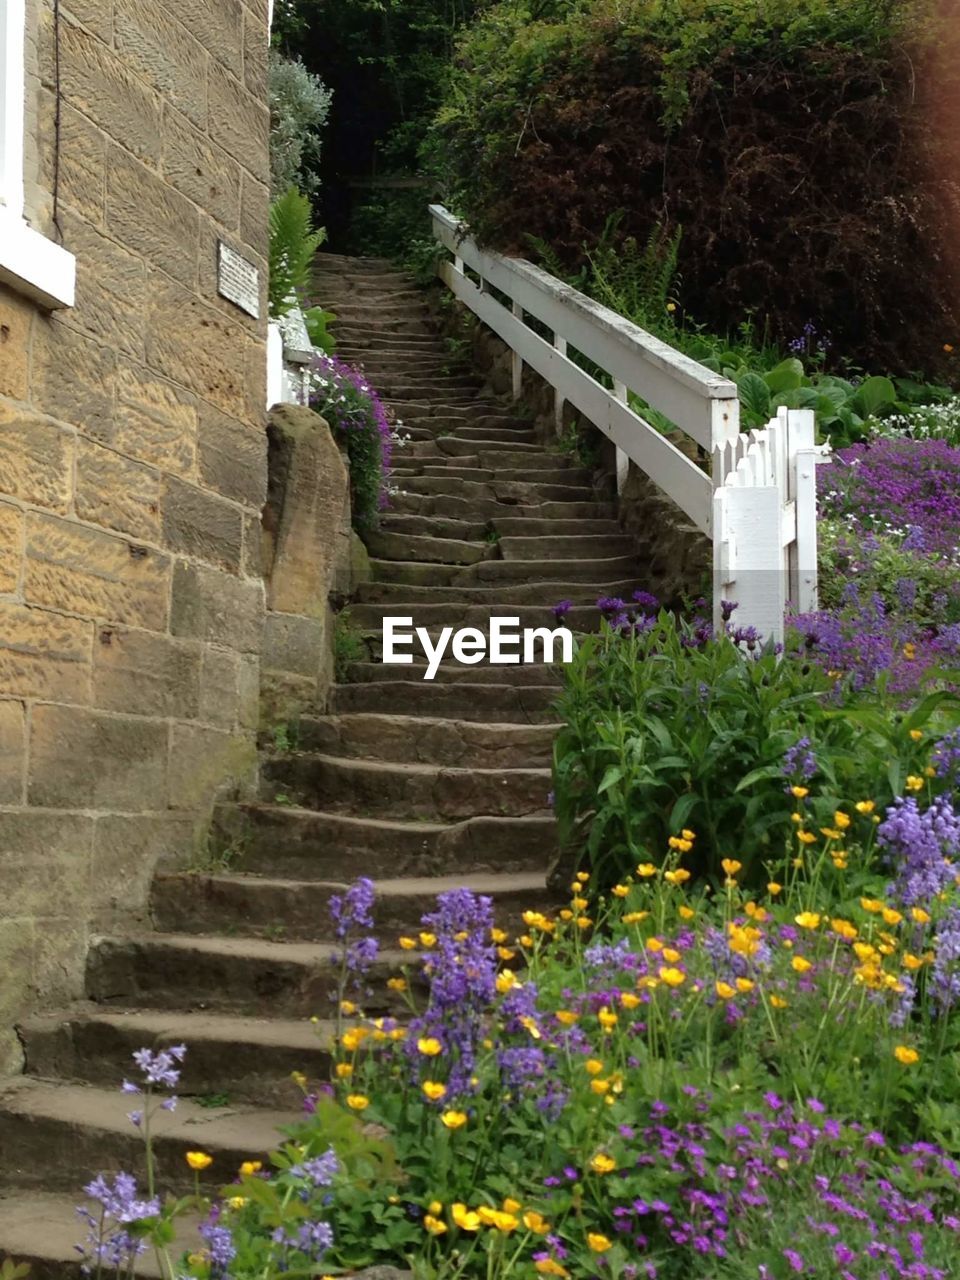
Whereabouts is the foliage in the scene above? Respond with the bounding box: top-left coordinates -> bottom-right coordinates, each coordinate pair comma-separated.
428,0 -> 960,377
871,388 -> 960,447
307,354 -> 394,529
268,50 -> 332,197
0,1263 -> 30,1280
268,187 -> 326,319
302,304 -> 337,354
334,609 -> 367,681
551,602 -> 960,891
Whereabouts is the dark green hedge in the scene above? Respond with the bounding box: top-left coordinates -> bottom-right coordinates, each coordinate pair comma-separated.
427,0 -> 959,375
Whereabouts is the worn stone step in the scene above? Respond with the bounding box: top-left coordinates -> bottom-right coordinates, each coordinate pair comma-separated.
499,533 -> 636,560
0,1191 -> 200,1279
377,513 -> 491,540
261,753 -> 552,820
493,515 -> 624,536
151,870 -> 547,944
19,1006 -> 331,1105
347,600 -> 599,633
86,932 -> 417,1019
330,678 -> 561,721
385,399 -> 514,420
365,530 -> 492,565
0,1078 -> 298,1195
395,476 -> 597,505
368,557 -> 639,587
355,576 -> 638,606
214,802 -> 556,879
331,327 -> 441,351
343,660 -> 564,688
295,714 -> 558,767
394,464 -> 593,487
390,493 -> 616,522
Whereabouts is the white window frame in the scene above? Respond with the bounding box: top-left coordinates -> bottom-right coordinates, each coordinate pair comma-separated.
0,0 -> 74,308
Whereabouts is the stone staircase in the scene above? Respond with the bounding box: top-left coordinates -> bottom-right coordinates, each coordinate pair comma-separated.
0,254 -> 644,1275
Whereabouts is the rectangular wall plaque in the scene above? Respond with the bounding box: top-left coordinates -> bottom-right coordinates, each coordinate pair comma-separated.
217,241 -> 260,319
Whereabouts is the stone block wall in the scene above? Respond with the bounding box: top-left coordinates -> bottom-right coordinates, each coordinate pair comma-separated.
0,0 -> 271,1073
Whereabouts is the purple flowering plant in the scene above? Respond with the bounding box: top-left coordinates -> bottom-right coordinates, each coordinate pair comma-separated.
308,352 -> 394,529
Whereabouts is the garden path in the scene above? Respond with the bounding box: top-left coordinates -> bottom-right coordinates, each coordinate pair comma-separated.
0,256 -> 647,1274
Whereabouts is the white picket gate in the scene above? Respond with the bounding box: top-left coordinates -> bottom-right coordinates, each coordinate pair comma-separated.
430,204 -> 824,644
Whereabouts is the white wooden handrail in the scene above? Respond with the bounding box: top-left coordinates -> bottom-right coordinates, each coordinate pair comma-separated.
430,205 -> 820,642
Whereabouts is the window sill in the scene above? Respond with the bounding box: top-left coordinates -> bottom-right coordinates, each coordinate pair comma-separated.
0,208 -> 75,309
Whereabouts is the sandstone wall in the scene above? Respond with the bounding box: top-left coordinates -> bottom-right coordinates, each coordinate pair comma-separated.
0,0 -> 271,1073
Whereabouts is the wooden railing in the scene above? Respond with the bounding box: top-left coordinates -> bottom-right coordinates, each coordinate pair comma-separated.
430,204 -> 822,642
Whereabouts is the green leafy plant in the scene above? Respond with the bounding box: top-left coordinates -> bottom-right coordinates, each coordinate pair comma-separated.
268,186 -> 326,319
334,609 -> 367,681
0,1262 -> 31,1280
303,304 -> 337,353
269,50 -> 332,196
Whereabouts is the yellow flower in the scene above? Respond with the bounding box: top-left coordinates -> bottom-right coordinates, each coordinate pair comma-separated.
587,1233 -> 612,1253
591,1078 -> 610,1095
716,981 -> 736,999
909,729 -> 923,742
664,868 -> 691,885
524,1211 -> 551,1234
496,971 -> 519,994
576,916 -> 593,930
535,1260 -> 569,1277
589,1153 -> 616,1174
346,1094 -> 369,1111
791,785 -> 809,799
518,934 -> 534,947
417,1037 -> 443,1056
451,1203 -> 480,1231
622,911 -> 649,924
678,904 -> 695,920
335,1062 -> 353,1079
860,897 -> 884,914
646,937 -> 664,953
659,966 -> 686,987
497,946 -> 516,961
620,992 -> 641,1009
833,856 -> 849,870
770,995 -> 789,1009
441,1110 -> 468,1129
894,1045 -> 920,1065
903,953 -> 925,972
598,1006 -> 619,1029
424,1215 -> 447,1235
821,828 -> 843,841
291,1070 -> 308,1088
555,1010 -> 579,1026
490,927 -> 508,943
585,1059 -> 605,1075
339,1000 -> 357,1016
519,1015 -> 542,1040
429,1200 -> 443,1216
503,1198 -> 522,1214
572,897 -> 589,911
240,1160 -> 262,1176
832,918 -> 858,941
523,910 -> 556,933
792,956 -> 812,973
903,643 -> 917,661
795,912 -> 821,930
945,343 -> 955,353
768,882 -> 783,896
855,800 -> 876,814
399,936 -> 417,950
611,884 -> 630,898
477,1207 -> 519,1232
422,1081 -> 447,1101
721,858 -> 742,877
905,775 -> 924,793
735,977 -> 755,993
797,830 -> 817,845
637,863 -> 658,878
912,906 -> 931,924
419,932 -> 437,948
834,811 -> 852,829
227,1196 -> 247,1210
662,947 -> 681,963
186,1151 -> 213,1171
882,908 -> 903,926
387,977 -> 407,992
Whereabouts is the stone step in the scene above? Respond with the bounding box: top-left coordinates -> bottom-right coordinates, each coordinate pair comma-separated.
395,476 -> 598,504
20,1006 -> 331,1105
343,660 -> 564,689
213,802 -> 557,879
346,600 -> 599,633
493,515 -> 624,536
364,530 -> 493,565
295,714 -> 558,767
0,1191 -> 199,1279
330,677 -> 561,721
354,576 -> 638,606
261,753 -> 552,820
368,556 -> 639,586
377,513 -> 492,540
411,435 -> 542,455
0,1077 -> 298,1195
376,512 -> 623,540
389,493 -> 616,522
86,933 -> 417,1019
393,464 -> 593,487
331,327 -> 442,351
385,399 -> 515,420
151,870 -> 547,944
500,533 -> 636,560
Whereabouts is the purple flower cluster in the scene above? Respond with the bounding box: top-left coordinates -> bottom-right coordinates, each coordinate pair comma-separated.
407,889 -> 498,1097
877,795 -> 960,909
329,877 -> 379,987
819,439 -> 960,560
783,736 -> 817,787
77,1173 -> 159,1274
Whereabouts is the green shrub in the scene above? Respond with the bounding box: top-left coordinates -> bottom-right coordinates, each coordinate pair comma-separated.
269,50 -> 332,197
427,0 -> 957,377
552,613 -> 957,890
268,186 -> 326,319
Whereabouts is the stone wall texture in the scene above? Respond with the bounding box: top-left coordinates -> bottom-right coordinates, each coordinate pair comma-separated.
0,0 -> 271,1074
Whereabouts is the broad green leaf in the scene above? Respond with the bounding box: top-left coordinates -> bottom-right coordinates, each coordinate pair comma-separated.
736,370 -> 772,420
764,357 -> 804,393
851,374 -> 897,417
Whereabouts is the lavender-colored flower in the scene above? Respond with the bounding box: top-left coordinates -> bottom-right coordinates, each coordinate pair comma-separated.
552,599 -> 573,620
291,1147 -> 339,1188
131,1045 -> 185,1089
199,1213 -> 236,1277
783,736 -> 817,785
877,795 -> 960,908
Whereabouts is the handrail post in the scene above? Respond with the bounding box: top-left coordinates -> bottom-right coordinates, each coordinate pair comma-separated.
511,300 -> 523,400
553,333 -> 567,435
613,381 -> 629,494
